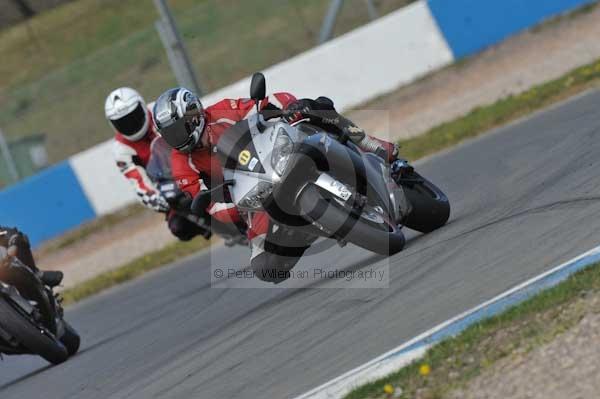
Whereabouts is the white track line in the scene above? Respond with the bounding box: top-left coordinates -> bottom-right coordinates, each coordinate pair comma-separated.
294,244 -> 600,399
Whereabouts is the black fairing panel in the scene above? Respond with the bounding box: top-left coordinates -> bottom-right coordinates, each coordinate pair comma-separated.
304,134 -> 392,215
215,120 -> 265,173
273,133 -> 393,218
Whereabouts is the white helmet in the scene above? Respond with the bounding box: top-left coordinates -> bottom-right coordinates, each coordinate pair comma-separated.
104,87 -> 149,141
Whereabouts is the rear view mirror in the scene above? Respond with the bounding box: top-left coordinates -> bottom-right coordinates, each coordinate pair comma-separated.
250,72 -> 266,102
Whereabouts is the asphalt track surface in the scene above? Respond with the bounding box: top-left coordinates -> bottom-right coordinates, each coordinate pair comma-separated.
3,90 -> 600,398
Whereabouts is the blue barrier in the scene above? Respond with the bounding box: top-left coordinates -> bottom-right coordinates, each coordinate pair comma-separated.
427,0 -> 596,59
0,161 -> 96,247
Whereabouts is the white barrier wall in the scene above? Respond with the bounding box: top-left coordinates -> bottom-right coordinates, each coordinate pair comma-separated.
202,1 -> 453,111
70,140 -> 137,215
70,0 -> 453,216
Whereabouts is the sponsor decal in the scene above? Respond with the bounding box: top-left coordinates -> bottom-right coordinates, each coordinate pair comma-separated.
248,157 -> 259,171
322,117 -> 340,125
238,150 -> 251,166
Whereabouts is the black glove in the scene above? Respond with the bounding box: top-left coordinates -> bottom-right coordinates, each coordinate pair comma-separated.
167,191 -> 192,211
282,98 -> 315,125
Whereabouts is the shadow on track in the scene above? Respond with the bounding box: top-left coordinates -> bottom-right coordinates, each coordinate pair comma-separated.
0,364 -> 52,391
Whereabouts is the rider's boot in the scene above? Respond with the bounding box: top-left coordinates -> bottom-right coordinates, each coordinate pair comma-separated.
8,236 -> 64,288
391,159 -> 414,182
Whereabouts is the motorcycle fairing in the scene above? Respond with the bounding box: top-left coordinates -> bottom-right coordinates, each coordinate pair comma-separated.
275,133 -> 397,219
216,119 -> 266,174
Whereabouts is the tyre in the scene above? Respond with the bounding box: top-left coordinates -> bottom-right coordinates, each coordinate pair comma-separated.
60,321 -> 81,357
297,184 -> 405,255
0,298 -> 68,365
401,172 -> 450,233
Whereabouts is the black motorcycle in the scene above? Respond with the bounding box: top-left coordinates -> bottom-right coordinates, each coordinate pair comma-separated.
0,260 -> 80,364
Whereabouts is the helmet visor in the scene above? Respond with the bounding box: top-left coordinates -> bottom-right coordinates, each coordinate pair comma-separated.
110,103 -> 147,136
160,116 -> 198,150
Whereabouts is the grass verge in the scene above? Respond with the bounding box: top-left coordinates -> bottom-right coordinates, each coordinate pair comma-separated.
60,237 -> 210,305
345,262 -> 600,399
398,57 -> 600,161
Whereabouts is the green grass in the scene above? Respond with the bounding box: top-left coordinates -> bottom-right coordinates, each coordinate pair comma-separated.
61,236 -> 211,305
0,0 -> 411,166
345,262 -> 600,399
398,57 -> 600,162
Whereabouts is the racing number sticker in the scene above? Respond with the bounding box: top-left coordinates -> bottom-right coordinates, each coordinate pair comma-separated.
238,150 -> 251,166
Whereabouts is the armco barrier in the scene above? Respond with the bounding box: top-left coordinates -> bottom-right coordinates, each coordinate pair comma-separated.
0,161 -> 96,246
3,0 -> 596,246
427,0 -> 596,58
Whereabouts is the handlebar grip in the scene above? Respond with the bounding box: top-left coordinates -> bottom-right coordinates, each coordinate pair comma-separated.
259,109 -> 283,120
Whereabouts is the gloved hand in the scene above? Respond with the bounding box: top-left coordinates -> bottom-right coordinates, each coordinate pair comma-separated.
166,191 -> 192,211
282,99 -> 314,125
282,97 -> 339,125
146,193 -> 170,213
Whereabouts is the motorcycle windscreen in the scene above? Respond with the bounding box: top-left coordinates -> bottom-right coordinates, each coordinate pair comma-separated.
215,120 -> 265,173
146,137 -> 174,181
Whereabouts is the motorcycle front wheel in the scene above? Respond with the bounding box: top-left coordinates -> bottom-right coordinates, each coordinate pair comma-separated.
0,297 -> 68,365
297,184 -> 405,255
60,321 -> 81,357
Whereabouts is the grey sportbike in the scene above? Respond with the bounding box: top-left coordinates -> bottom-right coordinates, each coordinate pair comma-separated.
192,73 -> 450,275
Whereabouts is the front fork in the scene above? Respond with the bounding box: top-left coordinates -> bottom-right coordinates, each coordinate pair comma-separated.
310,172 -> 409,226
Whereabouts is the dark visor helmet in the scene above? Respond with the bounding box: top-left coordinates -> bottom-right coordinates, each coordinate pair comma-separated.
105,87 -> 149,141
153,88 -> 206,153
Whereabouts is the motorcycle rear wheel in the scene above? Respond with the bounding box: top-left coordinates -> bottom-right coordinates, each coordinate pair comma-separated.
400,171 -> 450,233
